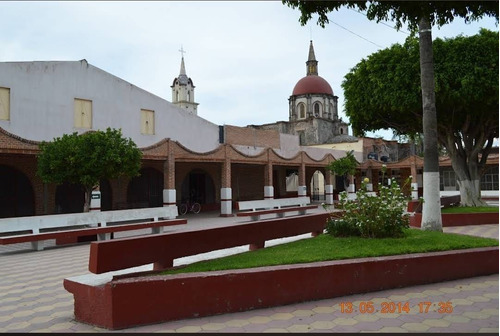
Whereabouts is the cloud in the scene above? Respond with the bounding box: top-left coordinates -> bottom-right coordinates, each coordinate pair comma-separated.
0,1 -> 497,140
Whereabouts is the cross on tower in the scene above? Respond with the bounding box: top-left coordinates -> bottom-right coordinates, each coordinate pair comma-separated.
179,45 -> 186,58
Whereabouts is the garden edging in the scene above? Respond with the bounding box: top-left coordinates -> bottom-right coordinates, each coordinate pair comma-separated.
410,212 -> 499,227
64,246 -> 499,330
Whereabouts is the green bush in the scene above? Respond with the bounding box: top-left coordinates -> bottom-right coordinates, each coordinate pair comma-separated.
326,173 -> 411,238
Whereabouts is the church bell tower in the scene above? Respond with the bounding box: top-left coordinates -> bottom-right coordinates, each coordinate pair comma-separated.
171,47 -> 199,115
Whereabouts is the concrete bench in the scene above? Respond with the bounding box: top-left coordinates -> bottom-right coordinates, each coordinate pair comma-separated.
83,212 -> 330,274
0,206 -> 182,251
236,196 -> 317,221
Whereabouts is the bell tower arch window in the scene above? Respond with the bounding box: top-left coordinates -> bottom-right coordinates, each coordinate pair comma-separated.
314,102 -> 321,117
298,103 -> 306,119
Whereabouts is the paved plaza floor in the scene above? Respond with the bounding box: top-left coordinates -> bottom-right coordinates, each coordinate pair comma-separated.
0,207 -> 498,333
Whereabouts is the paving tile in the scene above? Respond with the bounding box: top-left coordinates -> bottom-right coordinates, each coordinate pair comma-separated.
422,318 -> 452,328
269,312 -> 295,320
262,327 -> 289,332
286,324 -> 313,332
466,295 -> 491,303
443,315 -> 471,323
248,316 -> 272,324
350,321 -> 386,331
379,326 -> 408,332
479,327 -> 500,333
0,219 -> 498,334
310,320 -> 337,330
224,319 -> 250,327
291,309 -> 315,317
331,317 -> 358,326
401,322 -> 430,332
463,311 -> 492,320
200,322 -> 226,331
353,314 -> 380,322
312,306 -> 336,314
175,325 -> 202,332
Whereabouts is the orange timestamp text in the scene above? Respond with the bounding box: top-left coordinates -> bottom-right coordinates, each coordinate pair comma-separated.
339,301 -> 454,314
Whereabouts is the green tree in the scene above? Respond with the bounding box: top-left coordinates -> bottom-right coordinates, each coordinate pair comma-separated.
343,30 -> 499,207
326,150 -> 358,189
37,128 -> 142,212
282,0 -> 499,232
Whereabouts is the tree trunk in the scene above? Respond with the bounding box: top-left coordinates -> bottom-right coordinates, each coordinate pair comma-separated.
83,186 -> 92,213
443,128 -> 487,207
457,179 -> 485,206
418,17 -> 443,232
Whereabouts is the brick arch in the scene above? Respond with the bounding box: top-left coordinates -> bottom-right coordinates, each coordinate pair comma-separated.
306,167 -> 326,201
127,167 -> 164,209
0,164 -> 35,218
179,168 -> 216,209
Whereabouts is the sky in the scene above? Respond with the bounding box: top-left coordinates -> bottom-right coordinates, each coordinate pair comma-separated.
1,1 -> 498,140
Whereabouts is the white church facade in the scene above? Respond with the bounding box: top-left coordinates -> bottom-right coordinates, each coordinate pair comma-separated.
0,52 -> 357,218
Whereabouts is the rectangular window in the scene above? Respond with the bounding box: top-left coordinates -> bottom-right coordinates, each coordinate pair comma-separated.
74,98 -> 92,129
481,166 -> 499,191
141,109 -> 155,135
0,87 -> 10,121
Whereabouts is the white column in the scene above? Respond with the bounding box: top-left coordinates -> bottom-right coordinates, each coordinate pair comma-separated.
325,184 -> 334,205
411,183 -> 419,200
221,187 -> 232,217
163,189 -> 177,207
90,191 -> 101,212
346,183 -> 357,200
298,185 -> 307,196
264,186 -> 274,200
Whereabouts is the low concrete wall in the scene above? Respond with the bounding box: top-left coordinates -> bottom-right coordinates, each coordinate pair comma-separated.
410,212 -> 499,227
0,206 -> 178,233
64,247 -> 499,330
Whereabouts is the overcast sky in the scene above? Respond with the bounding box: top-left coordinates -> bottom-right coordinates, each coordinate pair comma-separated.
1,1 -> 498,140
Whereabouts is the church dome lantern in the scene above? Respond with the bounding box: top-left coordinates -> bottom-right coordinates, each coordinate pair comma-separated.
292,75 -> 333,96
288,40 -> 338,123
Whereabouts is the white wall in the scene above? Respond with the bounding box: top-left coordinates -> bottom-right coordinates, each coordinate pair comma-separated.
0,61 -> 219,152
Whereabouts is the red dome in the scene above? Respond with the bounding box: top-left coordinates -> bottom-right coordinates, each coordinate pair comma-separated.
292,75 -> 333,96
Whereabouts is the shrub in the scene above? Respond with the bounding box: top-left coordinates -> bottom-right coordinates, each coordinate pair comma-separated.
325,174 -> 411,238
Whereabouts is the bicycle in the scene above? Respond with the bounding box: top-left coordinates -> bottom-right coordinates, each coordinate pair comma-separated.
179,199 -> 201,215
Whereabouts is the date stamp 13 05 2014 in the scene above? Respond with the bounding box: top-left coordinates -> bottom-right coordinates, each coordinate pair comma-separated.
338,301 -> 454,314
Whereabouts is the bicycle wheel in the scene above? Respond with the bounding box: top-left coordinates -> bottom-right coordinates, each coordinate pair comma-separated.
179,203 -> 188,215
191,202 -> 201,214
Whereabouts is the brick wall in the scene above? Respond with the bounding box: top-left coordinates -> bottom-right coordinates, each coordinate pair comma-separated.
224,125 -> 280,149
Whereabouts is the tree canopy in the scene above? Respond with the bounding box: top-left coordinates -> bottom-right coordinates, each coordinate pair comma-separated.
342,29 -> 498,206
282,1 -> 499,30
326,150 -> 358,177
343,29 -> 499,141
37,128 -> 142,212
282,0 -> 498,230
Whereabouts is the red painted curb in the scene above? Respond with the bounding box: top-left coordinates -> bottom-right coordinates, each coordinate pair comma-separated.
64,246 -> 499,330
410,212 -> 499,227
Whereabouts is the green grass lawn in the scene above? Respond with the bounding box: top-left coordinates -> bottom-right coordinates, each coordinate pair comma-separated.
441,206 -> 499,214
161,228 -> 498,275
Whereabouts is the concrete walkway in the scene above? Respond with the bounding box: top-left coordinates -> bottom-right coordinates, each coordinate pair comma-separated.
0,206 -> 498,333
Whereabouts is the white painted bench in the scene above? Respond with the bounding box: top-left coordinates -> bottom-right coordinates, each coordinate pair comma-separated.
0,206 -> 183,251
237,196 -> 317,221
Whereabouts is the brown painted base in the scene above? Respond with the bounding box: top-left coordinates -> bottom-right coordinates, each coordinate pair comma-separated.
64,247 -> 498,330
410,212 -> 499,227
